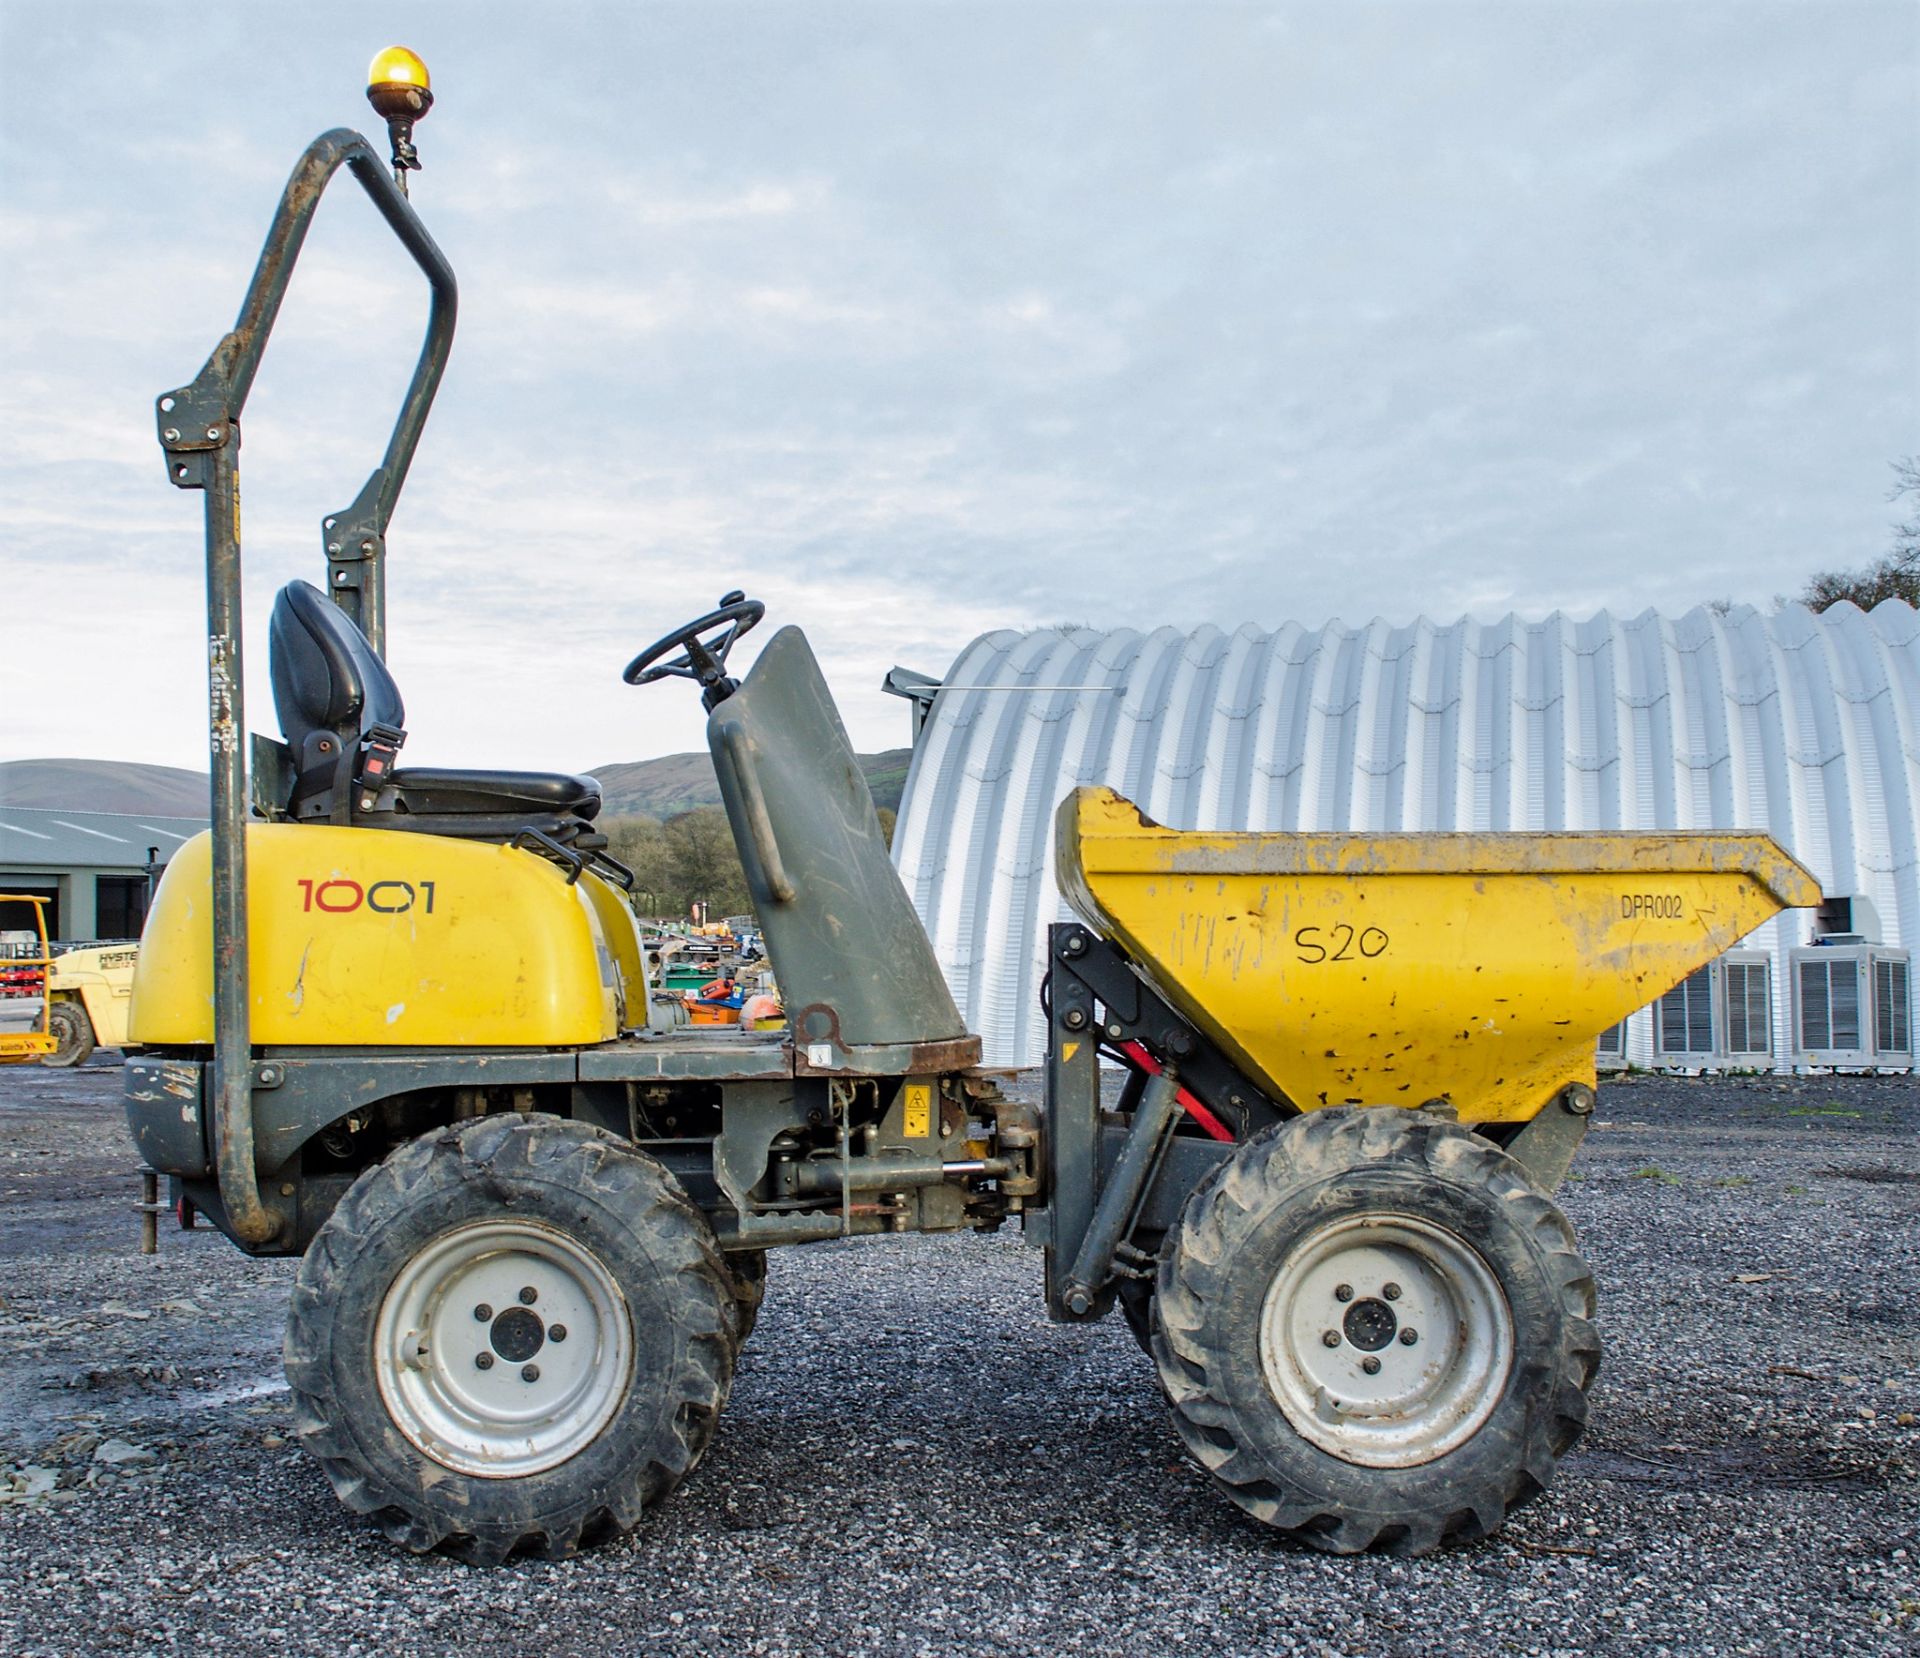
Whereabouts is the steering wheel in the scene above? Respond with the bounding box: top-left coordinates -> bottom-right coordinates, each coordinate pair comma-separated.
622,591 -> 766,700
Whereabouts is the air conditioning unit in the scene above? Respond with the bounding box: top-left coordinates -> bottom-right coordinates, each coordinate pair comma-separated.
1793,944 -> 1913,1069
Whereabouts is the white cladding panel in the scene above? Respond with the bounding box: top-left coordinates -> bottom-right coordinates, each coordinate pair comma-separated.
891,601 -> 1920,1068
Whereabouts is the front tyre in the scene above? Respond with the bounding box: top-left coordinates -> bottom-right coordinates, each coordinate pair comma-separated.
286,1114 -> 737,1563
1116,1276 -> 1155,1355
1150,1108 -> 1599,1556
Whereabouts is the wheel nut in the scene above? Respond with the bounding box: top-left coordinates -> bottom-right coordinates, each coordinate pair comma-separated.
549,1324 -> 568,1342
519,1286 -> 538,1305
1321,1329 -> 1341,1348
1382,1282 -> 1402,1301
1361,1356 -> 1382,1375
521,1364 -> 540,1383
473,1303 -> 492,1321
1334,1284 -> 1354,1303
475,1353 -> 494,1371
1399,1328 -> 1418,1345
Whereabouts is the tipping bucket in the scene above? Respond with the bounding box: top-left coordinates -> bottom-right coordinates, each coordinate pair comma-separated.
1056,787 -> 1820,1123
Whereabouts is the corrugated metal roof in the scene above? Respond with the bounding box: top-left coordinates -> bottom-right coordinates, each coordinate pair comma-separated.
0,807 -> 206,871
892,600 -> 1920,1066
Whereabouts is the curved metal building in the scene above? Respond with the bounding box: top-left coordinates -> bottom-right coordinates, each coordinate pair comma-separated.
891,601 -> 1919,1072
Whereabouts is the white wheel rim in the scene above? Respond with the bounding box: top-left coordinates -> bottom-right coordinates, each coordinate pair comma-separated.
374,1219 -> 634,1478
1258,1213 -> 1514,1469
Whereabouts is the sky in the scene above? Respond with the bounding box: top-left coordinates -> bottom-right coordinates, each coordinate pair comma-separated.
1,2 -> 1915,776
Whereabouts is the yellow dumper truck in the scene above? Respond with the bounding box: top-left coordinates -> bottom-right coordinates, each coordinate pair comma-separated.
123,56 -> 1820,1564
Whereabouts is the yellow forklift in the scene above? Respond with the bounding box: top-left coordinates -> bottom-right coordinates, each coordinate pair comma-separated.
0,896 -> 58,1064
125,53 -> 1819,1564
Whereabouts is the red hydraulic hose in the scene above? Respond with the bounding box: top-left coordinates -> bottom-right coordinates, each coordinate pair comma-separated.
1116,1040 -> 1234,1142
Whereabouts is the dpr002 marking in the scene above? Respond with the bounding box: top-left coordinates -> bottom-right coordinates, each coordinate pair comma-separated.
1619,893 -> 1685,920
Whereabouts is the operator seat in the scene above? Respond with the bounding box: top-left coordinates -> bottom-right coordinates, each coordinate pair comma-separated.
267,580 -> 602,841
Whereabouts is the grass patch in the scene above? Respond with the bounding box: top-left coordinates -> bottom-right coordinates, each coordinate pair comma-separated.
1630,1165 -> 1680,1185
1785,1105 -> 1862,1118
1712,1175 -> 1752,1188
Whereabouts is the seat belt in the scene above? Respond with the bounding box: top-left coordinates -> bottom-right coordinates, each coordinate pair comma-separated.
330,723 -> 406,824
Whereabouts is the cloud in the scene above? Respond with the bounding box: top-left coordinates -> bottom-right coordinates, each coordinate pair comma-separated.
0,3 -> 1914,777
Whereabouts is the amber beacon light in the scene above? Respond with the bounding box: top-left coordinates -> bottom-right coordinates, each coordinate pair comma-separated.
366,46 -> 434,194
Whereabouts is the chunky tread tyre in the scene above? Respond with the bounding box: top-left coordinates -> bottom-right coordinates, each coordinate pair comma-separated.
726,1249 -> 768,1343
1116,1277 -> 1155,1354
286,1113 -> 737,1563
43,1001 -> 93,1068
1150,1107 -> 1599,1556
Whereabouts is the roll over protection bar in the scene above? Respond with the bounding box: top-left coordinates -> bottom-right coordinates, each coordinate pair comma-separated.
154,128 -> 458,1245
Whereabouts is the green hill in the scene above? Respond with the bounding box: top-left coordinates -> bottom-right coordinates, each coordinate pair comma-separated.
588,749 -> 914,819
0,758 -> 207,816
0,750 -> 915,824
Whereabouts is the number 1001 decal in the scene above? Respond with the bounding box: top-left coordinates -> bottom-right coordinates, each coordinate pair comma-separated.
1293,924 -> 1389,964
297,878 -> 437,915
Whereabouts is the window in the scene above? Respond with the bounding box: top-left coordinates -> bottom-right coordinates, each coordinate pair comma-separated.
1721,959 -> 1772,1055
1798,954 -> 1863,1054
1657,968 -> 1714,1056
0,888 -> 59,941
1875,956 -> 1911,1056
95,876 -> 147,941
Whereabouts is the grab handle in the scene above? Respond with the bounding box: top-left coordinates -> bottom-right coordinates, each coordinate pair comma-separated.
720,726 -> 797,905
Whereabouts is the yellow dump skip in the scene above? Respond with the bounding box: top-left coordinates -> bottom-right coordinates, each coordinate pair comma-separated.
1056,787 -> 1820,1124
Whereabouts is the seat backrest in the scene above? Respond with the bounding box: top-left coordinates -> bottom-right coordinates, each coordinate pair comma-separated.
269,580 -> 405,753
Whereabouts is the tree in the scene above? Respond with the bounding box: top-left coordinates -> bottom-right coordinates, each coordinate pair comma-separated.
601,809 -> 752,921
601,814 -> 673,915
1894,456 -> 1920,564
1800,457 -> 1920,612
663,809 -> 752,918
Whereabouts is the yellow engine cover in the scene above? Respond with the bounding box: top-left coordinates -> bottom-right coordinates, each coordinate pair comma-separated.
129,827 -> 621,1047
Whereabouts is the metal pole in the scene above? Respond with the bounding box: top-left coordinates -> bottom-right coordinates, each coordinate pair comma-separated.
138,1170 -> 160,1256
204,443 -> 276,1246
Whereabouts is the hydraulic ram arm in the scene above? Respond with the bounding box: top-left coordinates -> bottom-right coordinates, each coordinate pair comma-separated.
155,128 -> 458,1246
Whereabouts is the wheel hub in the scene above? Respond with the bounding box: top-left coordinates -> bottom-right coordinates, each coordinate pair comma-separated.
1341,1297 -> 1397,1351
488,1305 -> 545,1363
374,1219 -> 634,1478
1259,1213 -> 1515,1469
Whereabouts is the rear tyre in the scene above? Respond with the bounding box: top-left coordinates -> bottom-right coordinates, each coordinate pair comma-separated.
286,1113 -> 737,1563
1150,1108 -> 1599,1556
43,1001 -> 94,1068
726,1249 -> 767,1342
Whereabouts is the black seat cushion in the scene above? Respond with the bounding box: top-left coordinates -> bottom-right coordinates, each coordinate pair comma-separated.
388,768 -> 601,819
267,581 -> 600,827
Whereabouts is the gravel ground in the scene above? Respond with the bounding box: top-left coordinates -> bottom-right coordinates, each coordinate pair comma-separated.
0,1061 -> 1915,1657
